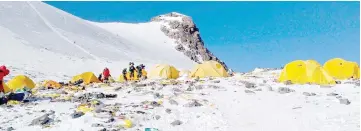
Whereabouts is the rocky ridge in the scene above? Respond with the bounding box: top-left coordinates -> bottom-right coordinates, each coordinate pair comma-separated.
151,12 -> 229,70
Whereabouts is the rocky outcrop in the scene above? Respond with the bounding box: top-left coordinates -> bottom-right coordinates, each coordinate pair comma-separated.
151,12 -> 229,70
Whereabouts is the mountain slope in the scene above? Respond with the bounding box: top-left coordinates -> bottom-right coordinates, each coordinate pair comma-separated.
93,12 -> 229,71
0,2 -> 196,81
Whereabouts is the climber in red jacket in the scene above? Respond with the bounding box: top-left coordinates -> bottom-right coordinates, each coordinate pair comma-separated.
98,68 -> 111,82
0,65 -> 10,93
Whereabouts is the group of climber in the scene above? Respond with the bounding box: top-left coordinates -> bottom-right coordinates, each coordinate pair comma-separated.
97,62 -> 146,83
122,62 -> 146,81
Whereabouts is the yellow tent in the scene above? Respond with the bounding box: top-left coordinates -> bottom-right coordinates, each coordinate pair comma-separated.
118,70 -> 147,82
148,64 -> 180,79
323,58 -> 360,80
6,75 -> 36,91
2,82 -> 11,93
190,60 -> 229,78
278,60 -> 335,85
71,72 -> 100,85
43,80 -> 62,89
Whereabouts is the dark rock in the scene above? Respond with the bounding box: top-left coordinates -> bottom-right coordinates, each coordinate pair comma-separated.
211,80 -> 220,83
99,128 -> 107,131
30,114 -> 51,126
154,115 -> 161,120
339,98 -> 351,105
92,123 -> 104,127
277,87 -> 295,94
183,100 -> 202,107
71,112 -> 84,119
244,90 -> 255,94
136,111 -> 146,114
327,93 -> 338,96
135,84 -> 147,87
303,92 -> 316,96
170,120 -> 182,126
165,108 -> 172,114
6,127 -> 14,131
153,93 -> 164,99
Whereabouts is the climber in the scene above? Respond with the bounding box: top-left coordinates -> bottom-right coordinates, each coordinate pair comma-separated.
122,68 -> 128,81
136,64 -> 144,79
0,65 -> 10,93
128,62 -> 136,79
98,68 -> 111,82
0,65 -> 10,105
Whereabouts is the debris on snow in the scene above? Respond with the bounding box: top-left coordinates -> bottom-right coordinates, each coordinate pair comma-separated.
170,120 -> 183,126
277,87 -> 295,94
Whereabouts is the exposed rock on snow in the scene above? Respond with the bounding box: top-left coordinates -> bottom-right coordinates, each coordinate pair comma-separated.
30,114 -> 52,126
244,90 -> 256,94
303,92 -> 316,96
151,12 -> 228,70
170,120 -> 183,126
277,87 -> 295,94
183,100 -> 203,107
339,98 -> 351,105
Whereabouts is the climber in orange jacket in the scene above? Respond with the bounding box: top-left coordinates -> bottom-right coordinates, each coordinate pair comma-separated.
0,65 -> 10,93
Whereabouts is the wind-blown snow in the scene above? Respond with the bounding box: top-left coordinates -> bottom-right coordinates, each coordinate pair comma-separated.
0,1 -> 195,81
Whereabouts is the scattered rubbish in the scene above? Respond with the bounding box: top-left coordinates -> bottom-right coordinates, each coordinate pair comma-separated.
303,92 -> 316,96
71,112 -> 84,119
145,128 -> 159,131
165,108 -> 172,114
183,100 -> 202,107
30,114 -> 52,126
244,90 -> 255,94
339,98 -> 351,105
327,93 -> 338,96
277,87 -> 295,94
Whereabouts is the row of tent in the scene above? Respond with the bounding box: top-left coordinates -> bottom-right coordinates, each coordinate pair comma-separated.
278,58 -> 360,85
1,60 -> 229,93
3,58 -> 358,93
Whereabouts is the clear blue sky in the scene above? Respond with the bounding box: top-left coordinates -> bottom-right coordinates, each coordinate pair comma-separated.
46,1 -> 360,72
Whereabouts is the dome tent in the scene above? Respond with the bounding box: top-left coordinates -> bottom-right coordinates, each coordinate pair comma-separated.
323,58 -> 360,80
278,60 -> 335,85
190,60 -> 228,78
147,64 -> 179,79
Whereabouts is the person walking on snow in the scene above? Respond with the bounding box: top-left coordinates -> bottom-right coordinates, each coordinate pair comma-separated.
136,64 -> 144,79
128,62 -> 135,79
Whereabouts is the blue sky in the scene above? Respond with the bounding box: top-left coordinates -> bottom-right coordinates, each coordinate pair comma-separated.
46,2 -> 360,72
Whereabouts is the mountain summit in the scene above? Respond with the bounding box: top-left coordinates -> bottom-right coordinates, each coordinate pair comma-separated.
151,12 -> 229,71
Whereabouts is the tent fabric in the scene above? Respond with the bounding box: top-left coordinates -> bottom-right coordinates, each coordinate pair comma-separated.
323,58 -> 360,80
71,72 -> 100,85
190,61 -> 229,78
6,75 -> 35,91
278,60 -> 335,85
148,64 -> 179,79
43,80 -> 61,89
2,82 -> 11,93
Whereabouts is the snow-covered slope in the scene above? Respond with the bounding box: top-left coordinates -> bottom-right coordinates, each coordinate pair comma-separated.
0,1 -> 195,81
